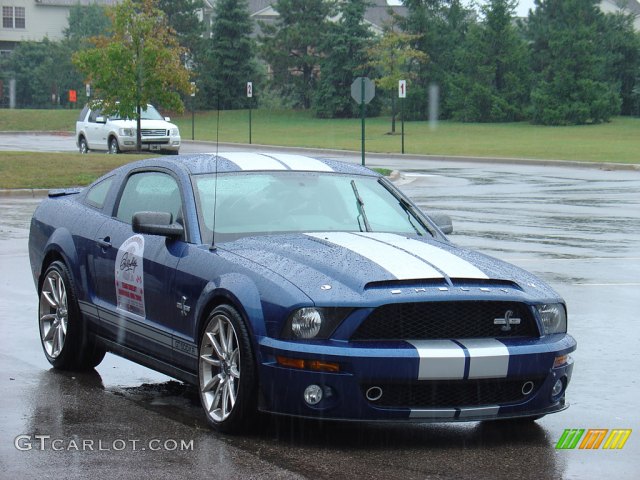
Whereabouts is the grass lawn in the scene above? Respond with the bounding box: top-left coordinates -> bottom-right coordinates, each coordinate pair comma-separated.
0,152 -> 154,189
1,108 -> 638,164
172,109 -> 640,164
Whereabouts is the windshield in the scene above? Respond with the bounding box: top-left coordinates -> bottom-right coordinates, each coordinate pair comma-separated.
109,105 -> 165,121
193,172 -> 433,243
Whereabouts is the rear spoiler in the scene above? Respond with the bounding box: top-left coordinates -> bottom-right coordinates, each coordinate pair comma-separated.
48,188 -> 83,198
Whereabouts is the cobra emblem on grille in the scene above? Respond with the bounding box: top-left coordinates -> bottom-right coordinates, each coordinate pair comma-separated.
493,310 -> 521,332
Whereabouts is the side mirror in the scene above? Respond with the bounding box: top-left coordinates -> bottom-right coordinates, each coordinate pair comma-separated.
95,116 -> 107,124
164,116 -> 171,122
132,211 -> 184,238
428,213 -> 454,235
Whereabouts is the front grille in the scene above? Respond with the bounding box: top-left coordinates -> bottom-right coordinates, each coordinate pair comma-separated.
362,378 -> 543,408
141,129 -> 168,137
351,301 -> 538,340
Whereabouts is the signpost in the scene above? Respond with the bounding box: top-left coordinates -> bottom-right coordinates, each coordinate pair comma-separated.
190,81 -> 196,140
247,82 -> 253,144
350,77 -> 375,166
399,80 -> 406,154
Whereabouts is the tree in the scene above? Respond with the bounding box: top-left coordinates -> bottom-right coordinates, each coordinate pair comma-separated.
73,0 -> 191,150
260,0 -> 333,109
367,22 -> 427,131
447,0 -> 530,122
64,3 -> 111,45
199,0 -> 258,109
0,39 -> 84,108
398,0 -> 474,120
601,11 -> 640,116
526,0 -> 621,125
157,0 -> 204,68
314,0 -> 374,118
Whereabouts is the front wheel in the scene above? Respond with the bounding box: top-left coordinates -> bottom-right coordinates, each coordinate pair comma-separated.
198,304 -> 257,433
108,137 -> 120,154
38,261 -> 105,370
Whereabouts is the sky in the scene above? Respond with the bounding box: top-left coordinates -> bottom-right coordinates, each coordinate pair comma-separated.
386,1 -> 537,18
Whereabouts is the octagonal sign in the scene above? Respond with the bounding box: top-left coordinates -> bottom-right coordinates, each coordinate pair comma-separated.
351,77 -> 375,105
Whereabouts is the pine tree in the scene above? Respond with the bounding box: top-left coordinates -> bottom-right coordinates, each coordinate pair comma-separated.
399,0 -> 474,120
199,0 -> 258,109
314,0 -> 374,118
526,0 -> 621,124
260,0 -> 333,109
447,0 -> 530,122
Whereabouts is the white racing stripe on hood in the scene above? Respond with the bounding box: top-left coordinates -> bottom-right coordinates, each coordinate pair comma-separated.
220,152 -> 287,170
267,153 -> 334,172
305,232 -> 443,279
358,232 -> 489,279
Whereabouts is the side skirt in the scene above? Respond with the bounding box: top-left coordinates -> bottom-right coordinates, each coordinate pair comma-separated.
97,336 -> 198,385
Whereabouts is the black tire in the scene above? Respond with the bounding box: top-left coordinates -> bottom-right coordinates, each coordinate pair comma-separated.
38,261 -> 106,370
198,304 -> 257,434
78,136 -> 89,154
108,137 -> 120,154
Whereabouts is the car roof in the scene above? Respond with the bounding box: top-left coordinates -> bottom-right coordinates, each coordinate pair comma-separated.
116,152 -> 380,177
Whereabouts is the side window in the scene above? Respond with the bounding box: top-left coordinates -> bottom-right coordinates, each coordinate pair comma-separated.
88,108 -> 102,123
85,176 -> 114,209
116,172 -> 183,225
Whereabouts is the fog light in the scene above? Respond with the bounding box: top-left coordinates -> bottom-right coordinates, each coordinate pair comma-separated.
551,378 -> 564,400
304,384 -> 323,406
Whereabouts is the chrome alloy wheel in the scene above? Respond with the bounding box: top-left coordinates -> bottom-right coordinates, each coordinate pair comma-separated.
39,270 -> 68,359
199,313 -> 241,423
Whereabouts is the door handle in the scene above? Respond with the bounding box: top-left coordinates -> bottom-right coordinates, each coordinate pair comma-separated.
97,237 -> 112,249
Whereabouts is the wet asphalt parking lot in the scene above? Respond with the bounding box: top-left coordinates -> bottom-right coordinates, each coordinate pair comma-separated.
0,135 -> 639,479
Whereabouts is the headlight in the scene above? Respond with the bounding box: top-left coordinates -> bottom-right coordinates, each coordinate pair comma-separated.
536,304 -> 567,334
170,128 -> 179,136
119,128 -> 136,137
282,307 -> 351,340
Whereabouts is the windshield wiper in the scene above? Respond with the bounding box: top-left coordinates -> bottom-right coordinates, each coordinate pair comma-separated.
399,197 -> 422,236
351,180 -> 371,232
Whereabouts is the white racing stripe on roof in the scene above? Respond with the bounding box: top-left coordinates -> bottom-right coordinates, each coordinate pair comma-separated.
305,232 -> 443,279
219,152 -> 287,171
358,232 -> 489,279
267,153 -> 334,172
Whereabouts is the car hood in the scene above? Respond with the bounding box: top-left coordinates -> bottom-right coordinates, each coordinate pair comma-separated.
221,232 -> 560,304
107,118 -> 178,130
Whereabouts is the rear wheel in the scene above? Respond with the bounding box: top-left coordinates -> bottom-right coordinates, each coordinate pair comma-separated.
108,137 -> 120,154
38,261 -> 105,370
78,136 -> 89,154
198,304 -> 257,433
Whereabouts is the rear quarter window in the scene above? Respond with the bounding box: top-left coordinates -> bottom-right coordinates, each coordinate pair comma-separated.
77,106 -> 89,122
85,176 -> 114,209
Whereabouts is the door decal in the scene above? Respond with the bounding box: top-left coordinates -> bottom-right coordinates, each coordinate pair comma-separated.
115,234 -> 145,317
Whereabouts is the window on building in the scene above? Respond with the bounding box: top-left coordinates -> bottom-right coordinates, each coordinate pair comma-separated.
2,6 -> 25,29
14,6 -> 24,28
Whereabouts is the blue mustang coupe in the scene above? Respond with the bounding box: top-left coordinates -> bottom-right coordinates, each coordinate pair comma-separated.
29,152 -> 576,433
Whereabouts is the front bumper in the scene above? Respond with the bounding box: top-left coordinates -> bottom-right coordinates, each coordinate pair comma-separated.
118,135 -> 181,152
257,334 -> 576,421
